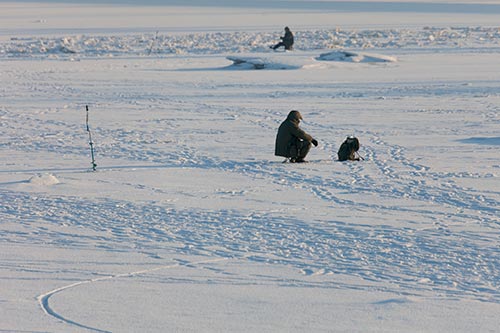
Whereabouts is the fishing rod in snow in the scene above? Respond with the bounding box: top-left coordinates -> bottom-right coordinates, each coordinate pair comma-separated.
85,105 -> 97,171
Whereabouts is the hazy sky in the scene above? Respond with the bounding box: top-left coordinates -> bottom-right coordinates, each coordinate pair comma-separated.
2,0 -> 500,14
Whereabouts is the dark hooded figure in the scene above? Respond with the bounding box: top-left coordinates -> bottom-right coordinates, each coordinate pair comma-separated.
272,26 -> 294,50
275,110 -> 318,163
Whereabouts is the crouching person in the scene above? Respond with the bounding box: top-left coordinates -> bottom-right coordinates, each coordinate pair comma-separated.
275,110 -> 318,163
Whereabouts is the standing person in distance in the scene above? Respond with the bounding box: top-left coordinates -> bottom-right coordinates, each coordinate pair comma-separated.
271,26 -> 294,50
275,110 -> 318,163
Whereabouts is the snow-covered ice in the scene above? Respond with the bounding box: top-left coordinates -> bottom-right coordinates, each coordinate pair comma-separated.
1,1 -> 499,332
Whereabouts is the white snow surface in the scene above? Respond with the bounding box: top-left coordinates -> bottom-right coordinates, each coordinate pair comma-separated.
1,1 -> 500,332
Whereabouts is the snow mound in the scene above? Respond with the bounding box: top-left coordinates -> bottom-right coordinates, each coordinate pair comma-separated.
226,55 -> 303,70
28,174 -> 60,186
317,50 -> 397,63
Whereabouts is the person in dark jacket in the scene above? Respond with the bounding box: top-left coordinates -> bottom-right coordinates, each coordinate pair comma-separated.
275,110 -> 318,163
271,26 -> 294,50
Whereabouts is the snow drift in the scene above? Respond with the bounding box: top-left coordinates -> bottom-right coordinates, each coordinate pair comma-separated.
317,50 -> 398,63
28,174 -> 60,186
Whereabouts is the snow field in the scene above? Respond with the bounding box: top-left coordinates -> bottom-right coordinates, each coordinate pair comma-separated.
2,50 -> 500,331
1,2 -> 500,331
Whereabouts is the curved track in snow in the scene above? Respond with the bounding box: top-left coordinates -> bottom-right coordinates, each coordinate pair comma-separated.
37,258 -> 228,332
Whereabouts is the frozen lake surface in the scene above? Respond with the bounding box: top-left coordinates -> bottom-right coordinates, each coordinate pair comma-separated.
0,1 -> 499,332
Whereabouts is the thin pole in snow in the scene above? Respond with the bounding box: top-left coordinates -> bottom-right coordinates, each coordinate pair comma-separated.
85,105 -> 97,171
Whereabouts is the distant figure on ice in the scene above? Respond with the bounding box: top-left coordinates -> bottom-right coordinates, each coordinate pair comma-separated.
271,26 -> 294,50
275,110 -> 318,163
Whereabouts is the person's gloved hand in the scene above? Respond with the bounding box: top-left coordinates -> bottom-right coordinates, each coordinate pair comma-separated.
312,139 -> 318,147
